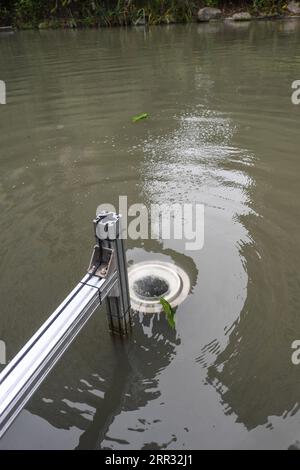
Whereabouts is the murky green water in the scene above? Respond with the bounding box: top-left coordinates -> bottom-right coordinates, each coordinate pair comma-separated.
1,20 -> 300,449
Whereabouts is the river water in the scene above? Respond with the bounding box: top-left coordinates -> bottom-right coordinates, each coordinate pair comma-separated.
0,20 -> 300,449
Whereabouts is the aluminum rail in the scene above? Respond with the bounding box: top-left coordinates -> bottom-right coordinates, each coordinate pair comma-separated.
0,211 -> 131,439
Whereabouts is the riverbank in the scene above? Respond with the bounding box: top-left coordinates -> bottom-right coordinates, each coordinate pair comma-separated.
1,1 -> 300,30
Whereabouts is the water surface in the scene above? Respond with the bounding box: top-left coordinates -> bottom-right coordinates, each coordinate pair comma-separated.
0,21 -> 300,449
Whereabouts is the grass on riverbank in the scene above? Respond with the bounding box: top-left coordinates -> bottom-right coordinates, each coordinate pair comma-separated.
0,1 -> 290,29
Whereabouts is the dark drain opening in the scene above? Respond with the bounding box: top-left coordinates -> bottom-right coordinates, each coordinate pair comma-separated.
129,261 -> 190,313
133,275 -> 169,300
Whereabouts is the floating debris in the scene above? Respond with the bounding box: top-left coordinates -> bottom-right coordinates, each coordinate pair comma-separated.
132,113 -> 149,123
160,297 -> 176,329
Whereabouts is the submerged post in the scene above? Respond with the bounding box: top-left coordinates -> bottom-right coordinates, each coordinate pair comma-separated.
91,211 -> 132,335
0,210 -> 131,439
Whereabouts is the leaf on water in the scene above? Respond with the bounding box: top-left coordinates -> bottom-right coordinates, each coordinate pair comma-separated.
132,113 -> 149,123
160,297 -> 176,329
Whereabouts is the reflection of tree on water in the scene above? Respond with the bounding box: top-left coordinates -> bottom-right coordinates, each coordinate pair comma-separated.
24,244 -> 197,449
78,312 -> 179,449
25,301 -> 178,449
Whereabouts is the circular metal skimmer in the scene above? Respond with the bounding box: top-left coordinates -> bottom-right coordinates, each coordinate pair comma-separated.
128,261 -> 190,313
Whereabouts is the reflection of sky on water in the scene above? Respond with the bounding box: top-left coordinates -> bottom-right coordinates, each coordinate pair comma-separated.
142,108 -> 255,223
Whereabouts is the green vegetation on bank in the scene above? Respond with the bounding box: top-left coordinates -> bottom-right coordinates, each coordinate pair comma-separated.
0,1 -> 289,29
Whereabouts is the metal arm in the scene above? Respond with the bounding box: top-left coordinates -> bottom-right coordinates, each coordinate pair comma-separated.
0,211 -> 131,439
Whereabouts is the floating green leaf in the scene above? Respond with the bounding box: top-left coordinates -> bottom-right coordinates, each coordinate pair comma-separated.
132,113 -> 149,123
160,297 -> 176,329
